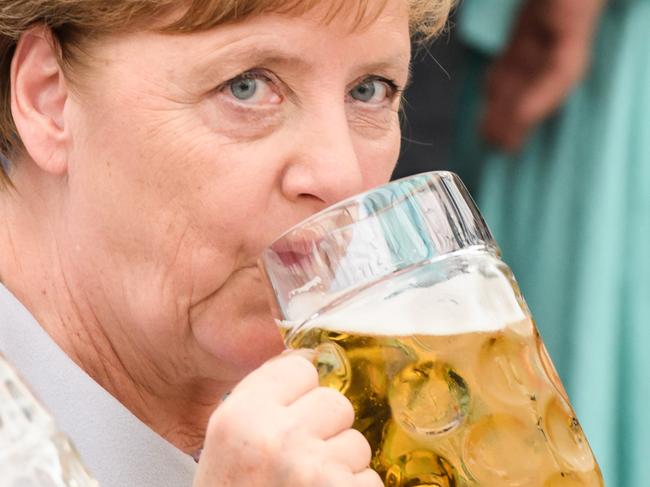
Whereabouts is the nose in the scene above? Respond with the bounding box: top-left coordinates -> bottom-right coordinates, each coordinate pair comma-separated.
280,105 -> 365,207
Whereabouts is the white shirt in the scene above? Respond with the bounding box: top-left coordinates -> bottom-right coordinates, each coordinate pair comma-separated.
0,284 -> 197,486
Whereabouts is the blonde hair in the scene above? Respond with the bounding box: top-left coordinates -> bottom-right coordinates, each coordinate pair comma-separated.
0,0 -> 454,188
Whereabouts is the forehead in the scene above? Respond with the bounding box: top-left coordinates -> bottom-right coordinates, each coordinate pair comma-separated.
78,0 -> 411,101
117,1 -> 410,71
183,2 -> 411,82
166,0 -> 395,33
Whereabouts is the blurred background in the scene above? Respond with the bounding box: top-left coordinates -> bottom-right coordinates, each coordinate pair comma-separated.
392,25 -> 462,179
393,1 -> 650,486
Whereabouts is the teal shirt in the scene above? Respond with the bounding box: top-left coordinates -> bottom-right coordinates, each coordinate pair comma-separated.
458,0 -> 521,54
453,1 -> 650,485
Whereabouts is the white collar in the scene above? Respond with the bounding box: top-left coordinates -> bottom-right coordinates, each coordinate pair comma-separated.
0,284 -> 197,487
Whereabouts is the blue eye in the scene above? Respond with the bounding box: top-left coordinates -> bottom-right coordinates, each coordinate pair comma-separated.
351,80 -> 377,102
230,78 -> 258,101
222,72 -> 282,105
349,78 -> 396,104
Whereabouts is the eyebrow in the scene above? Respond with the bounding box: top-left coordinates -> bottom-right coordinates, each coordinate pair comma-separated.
190,41 -> 411,90
190,45 -> 315,85
230,48 -> 315,71
355,58 -> 412,85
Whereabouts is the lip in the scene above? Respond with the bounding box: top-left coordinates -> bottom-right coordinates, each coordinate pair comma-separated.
270,230 -> 324,268
275,250 -> 308,267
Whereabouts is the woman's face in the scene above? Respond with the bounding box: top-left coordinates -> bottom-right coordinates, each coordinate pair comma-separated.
61,0 -> 411,385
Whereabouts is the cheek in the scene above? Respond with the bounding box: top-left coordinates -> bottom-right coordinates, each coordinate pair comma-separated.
65,93 -> 280,321
68,87 -> 265,253
354,115 -> 402,187
189,266 -> 285,374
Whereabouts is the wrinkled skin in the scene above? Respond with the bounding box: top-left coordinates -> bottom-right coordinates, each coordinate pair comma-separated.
2,0 -> 411,471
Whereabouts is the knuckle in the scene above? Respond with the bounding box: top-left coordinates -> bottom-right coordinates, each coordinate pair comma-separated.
356,468 -> 383,487
272,416 -> 301,446
319,387 -> 355,423
206,403 -> 230,433
367,469 -> 384,487
263,353 -> 319,385
257,429 -> 284,457
284,454 -> 323,485
302,459 -> 325,481
288,354 -> 319,383
207,403 -> 246,443
348,429 -> 372,463
239,418 -> 295,469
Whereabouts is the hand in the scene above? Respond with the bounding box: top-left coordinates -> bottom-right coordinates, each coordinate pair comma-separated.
480,0 -> 605,152
193,351 -> 382,487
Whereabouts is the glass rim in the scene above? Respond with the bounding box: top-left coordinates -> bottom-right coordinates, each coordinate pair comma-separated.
259,170 -> 498,326
266,170 -> 493,249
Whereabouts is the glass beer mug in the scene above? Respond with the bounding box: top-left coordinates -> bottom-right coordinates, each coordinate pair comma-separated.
260,172 -> 604,487
0,352 -> 98,486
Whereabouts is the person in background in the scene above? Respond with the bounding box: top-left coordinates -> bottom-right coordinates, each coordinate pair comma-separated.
451,0 -> 650,485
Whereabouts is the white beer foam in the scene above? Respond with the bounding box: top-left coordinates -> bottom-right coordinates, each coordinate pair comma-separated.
287,271 -> 527,336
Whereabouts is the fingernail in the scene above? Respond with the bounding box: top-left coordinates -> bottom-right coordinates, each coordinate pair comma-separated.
291,348 -> 318,361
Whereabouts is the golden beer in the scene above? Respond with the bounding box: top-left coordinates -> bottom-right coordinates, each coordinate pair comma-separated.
283,263 -> 604,487
262,172 -> 604,487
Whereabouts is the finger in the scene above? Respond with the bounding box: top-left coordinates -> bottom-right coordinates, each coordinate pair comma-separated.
269,348 -> 317,363
516,46 -> 587,124
486,37 -> 543,101
481,64 -> 531,151
354,468 -> 384,487
325,428 -> 372,473
287,386 -> 355,439
484,56 -> 519,107
492,52 -> 582,151
481,13 -> 574,151
234,351 -> 319,406
482,107 -> 529,152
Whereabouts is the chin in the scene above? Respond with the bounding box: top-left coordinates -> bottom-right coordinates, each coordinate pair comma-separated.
193,303 -> 286,377
232,314 -> 286,371
190,264 -> 288,376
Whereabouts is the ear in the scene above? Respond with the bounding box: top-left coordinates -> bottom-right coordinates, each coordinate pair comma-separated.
10,25 -> 70,175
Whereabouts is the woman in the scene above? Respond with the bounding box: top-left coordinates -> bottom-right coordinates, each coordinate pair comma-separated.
0,0 -> 453,485
452,0 -> 650,485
